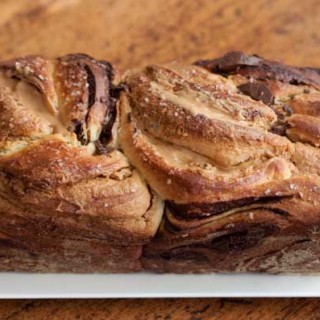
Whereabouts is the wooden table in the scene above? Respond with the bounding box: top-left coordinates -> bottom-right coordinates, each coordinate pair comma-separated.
0,0 -> 319,318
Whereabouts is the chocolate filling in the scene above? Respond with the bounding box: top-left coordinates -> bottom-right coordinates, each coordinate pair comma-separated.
73,121 -> 86,143
99,90 -> 118,144
96,60 -> 123,144
195,51 -> 320,143
94,141 -> 114,155
194,51 -> 320,88
159,249 -> 210,262
269,123 -> 290,136
150,223 -> 279,260
269,104 -> 293,136
84,64 -> 96,110
238,82 -> 274,105
57,54 -> 118,145
207,224 -> 279,252
166,196 -> 289,220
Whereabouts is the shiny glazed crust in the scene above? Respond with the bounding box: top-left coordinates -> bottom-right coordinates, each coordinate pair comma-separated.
119,52 -> 320,273
0,51 -> 320,273
0,54 -> 163,272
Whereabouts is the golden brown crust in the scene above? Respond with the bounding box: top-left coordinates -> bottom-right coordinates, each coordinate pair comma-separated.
119,52 -> 320,273
0,55 -> 58,113
287,114 -> 320,146
0,54 -> 164,272
1,51 -> 320,273
121,64 -> 292,167
0,86 -> 53,142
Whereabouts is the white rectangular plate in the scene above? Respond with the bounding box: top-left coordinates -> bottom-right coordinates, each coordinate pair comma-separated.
2,273 -> 320,298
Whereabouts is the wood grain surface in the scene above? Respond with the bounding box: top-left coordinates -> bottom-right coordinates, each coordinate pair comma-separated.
0,0 -> 319,319
1,298 -> 320,320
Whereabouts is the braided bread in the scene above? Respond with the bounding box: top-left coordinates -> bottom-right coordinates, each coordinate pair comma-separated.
0,52 -> 319,273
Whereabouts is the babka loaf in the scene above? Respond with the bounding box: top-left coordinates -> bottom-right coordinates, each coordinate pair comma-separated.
0,51 -> 319,272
